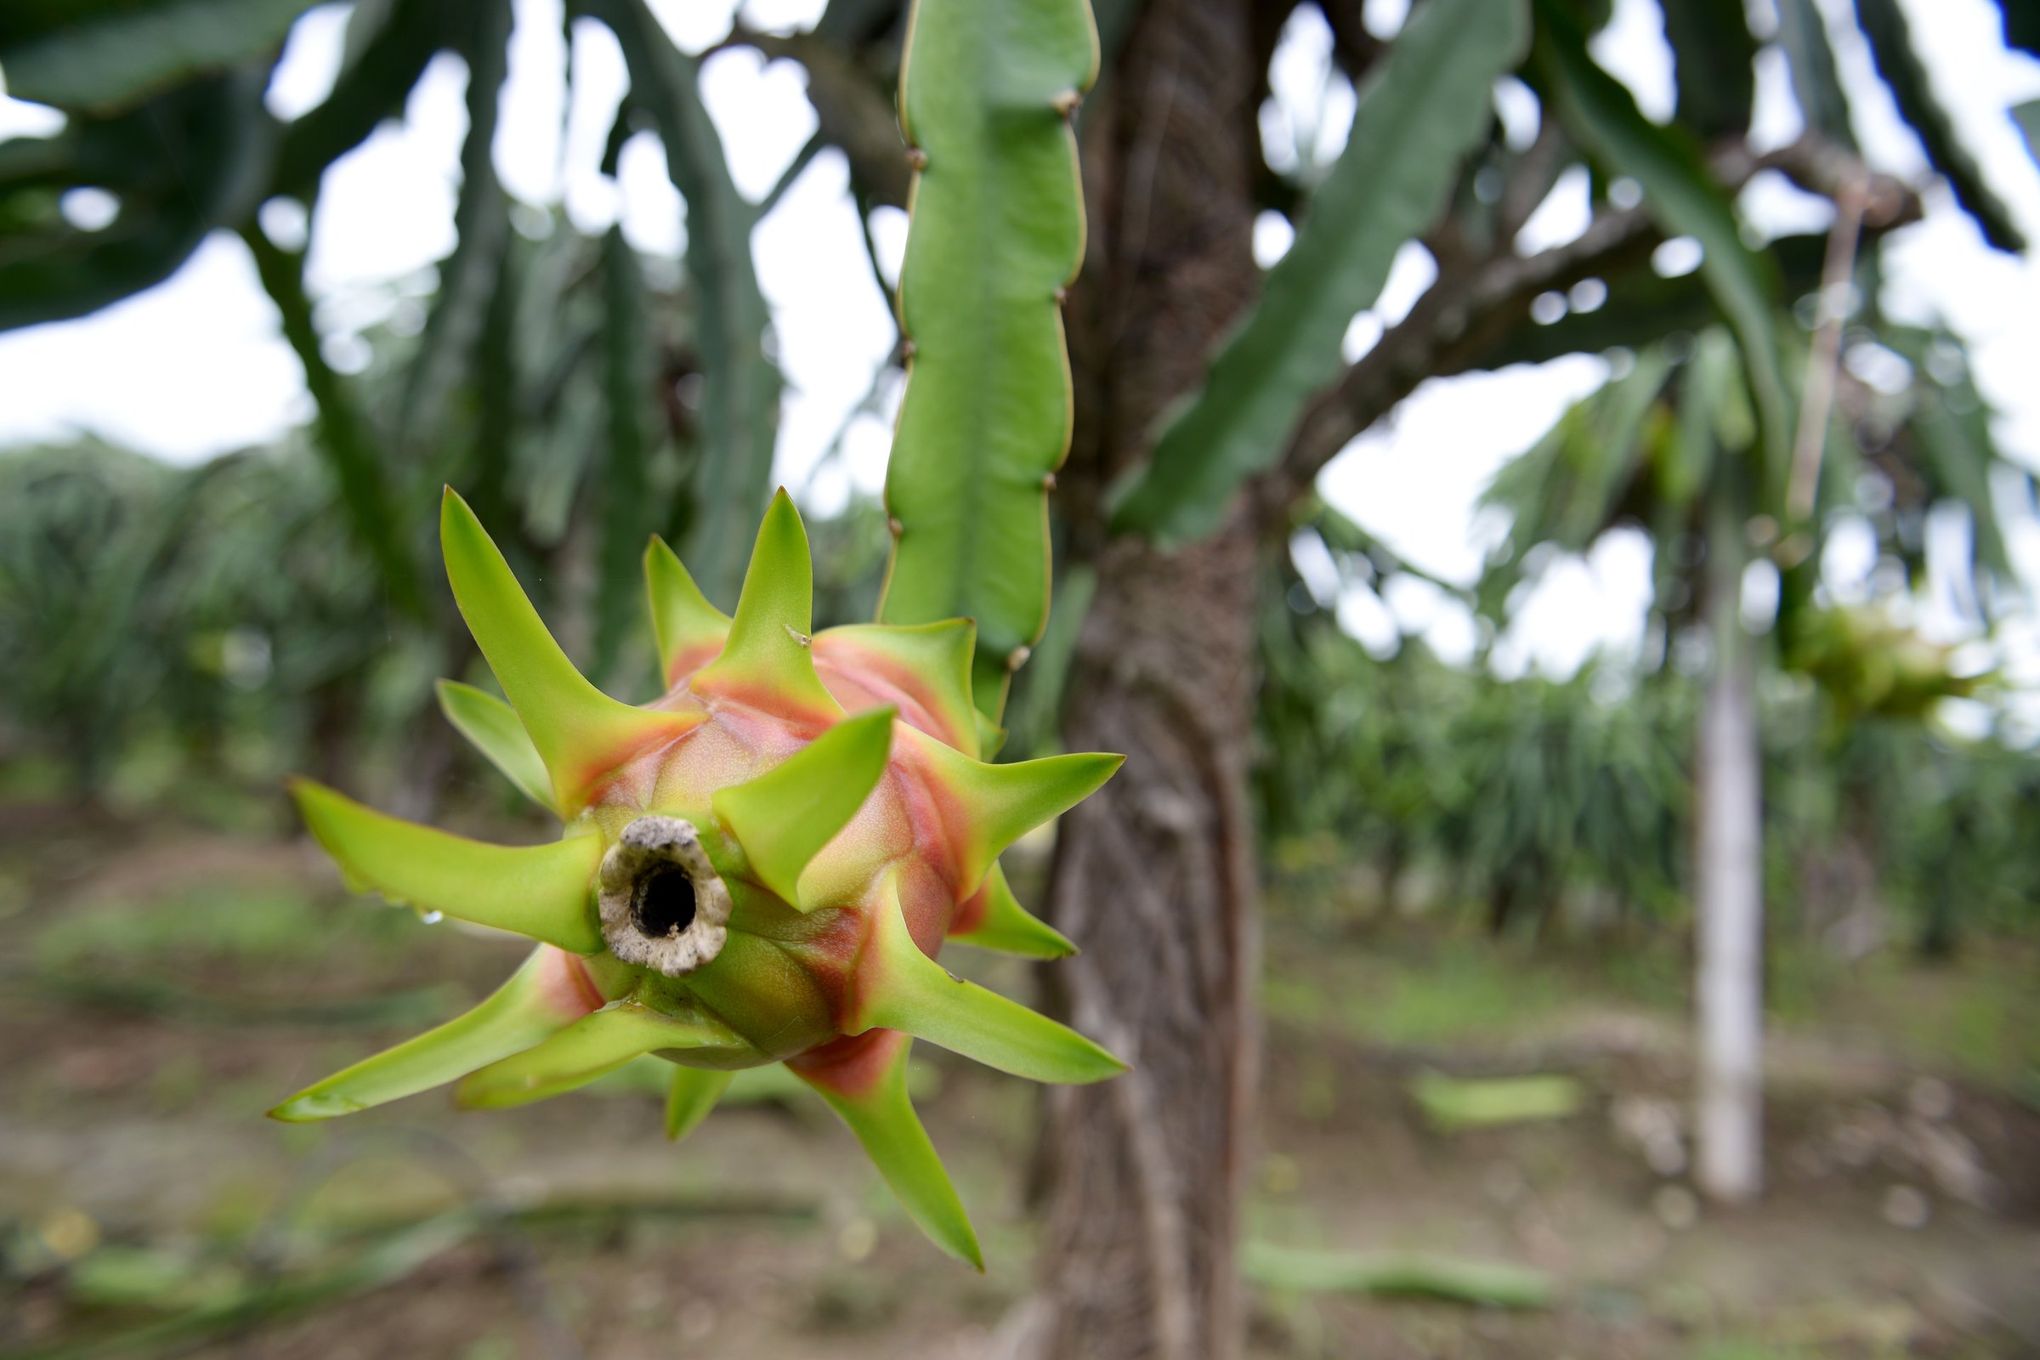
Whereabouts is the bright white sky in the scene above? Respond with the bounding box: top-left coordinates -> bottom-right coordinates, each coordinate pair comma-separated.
1,0 -> 2037,721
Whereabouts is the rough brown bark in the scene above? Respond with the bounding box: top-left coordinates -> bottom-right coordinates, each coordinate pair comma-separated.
1025,1 -> 1262,1356
1030,527 -> 1261,1360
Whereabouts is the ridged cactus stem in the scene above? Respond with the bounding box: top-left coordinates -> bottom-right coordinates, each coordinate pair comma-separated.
877,0 -> 1100,721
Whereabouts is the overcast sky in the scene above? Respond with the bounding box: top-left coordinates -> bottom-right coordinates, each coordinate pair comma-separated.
1,0 -> 2037,716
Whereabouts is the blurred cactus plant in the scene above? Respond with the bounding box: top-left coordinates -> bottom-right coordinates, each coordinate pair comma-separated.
1786,604 -> 1986,720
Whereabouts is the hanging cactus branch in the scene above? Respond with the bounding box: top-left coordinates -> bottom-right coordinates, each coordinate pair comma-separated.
277,487 -> 1124,1265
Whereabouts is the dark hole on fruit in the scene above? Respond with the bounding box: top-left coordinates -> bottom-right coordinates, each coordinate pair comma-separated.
633,865 -> 697,938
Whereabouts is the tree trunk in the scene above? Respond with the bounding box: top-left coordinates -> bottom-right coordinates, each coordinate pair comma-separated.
1694,499 -> 1764,1203
1025,0 -> 1262,1356
1031,528 -> 1261,1360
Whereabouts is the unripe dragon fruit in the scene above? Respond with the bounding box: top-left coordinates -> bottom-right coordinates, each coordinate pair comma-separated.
275,487 -> 1125,1267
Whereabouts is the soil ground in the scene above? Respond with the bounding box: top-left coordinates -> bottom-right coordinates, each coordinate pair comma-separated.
2,812 -> 2035,1359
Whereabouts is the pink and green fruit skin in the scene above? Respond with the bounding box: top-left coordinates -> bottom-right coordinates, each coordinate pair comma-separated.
276,488 -> 1123,1268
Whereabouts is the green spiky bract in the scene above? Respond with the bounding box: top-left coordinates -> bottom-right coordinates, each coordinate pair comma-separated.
277,487 -> 1125,1267
435,679 -> 555,813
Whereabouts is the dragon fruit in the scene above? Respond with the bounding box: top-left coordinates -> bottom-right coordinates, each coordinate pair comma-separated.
275,487 -> 1125,1267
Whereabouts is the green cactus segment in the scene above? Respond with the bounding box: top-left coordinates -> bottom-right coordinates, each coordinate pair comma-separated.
815,620 -> 982,756
441,489 -> 699,810
906,728 -> 1123,895
949,861 -> 1076,958
291,779 -> 606,953
270,946 -> 591,1122
456,999 -> 748,1109
1527,0 -> 1788,479
711,706 -> 897,909
645,534 -> 732,685
574,0 -> 782,608
793,1032 -> 983,1269
664,1067 -> 735,1142
435,679 -> 556,813
691,489 -> 841,718
878,0 -> 1098,722
0,0 -> 325,113
862,877 -> 1126,1083
1855,0 -> 2024,253
1109,0 -> 1529,545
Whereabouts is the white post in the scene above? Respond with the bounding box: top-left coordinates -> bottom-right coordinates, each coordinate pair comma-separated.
1695,504 -> 1764,1202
